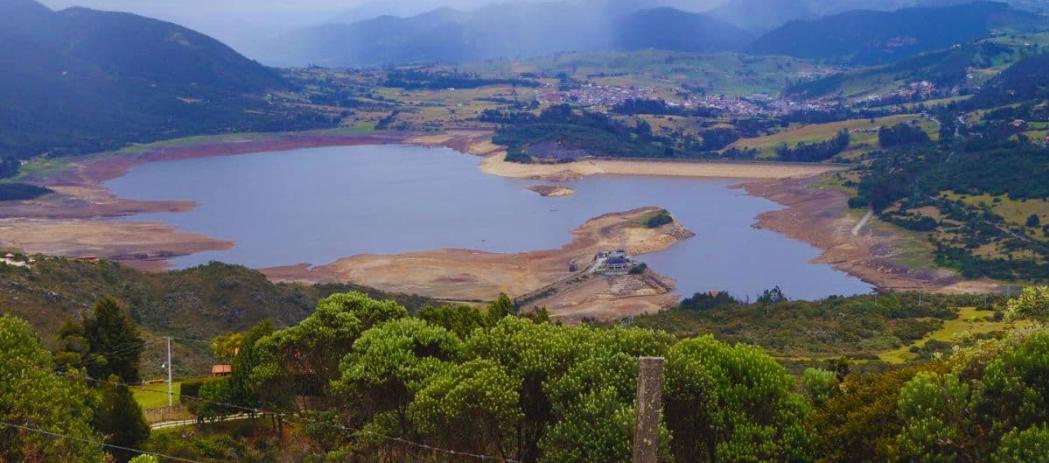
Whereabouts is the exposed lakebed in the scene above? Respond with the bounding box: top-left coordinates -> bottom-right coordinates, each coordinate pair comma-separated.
105,144 -> 871,300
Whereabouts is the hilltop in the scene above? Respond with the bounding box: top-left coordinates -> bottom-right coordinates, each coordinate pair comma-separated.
786,37 -> 1047,100
747,2 -> 1045,65
0,0 -> 329,159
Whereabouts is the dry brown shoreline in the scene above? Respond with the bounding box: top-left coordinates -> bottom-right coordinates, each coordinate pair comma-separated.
0,129 -> 995,315
263,207 -> 694,321
742,178 -> 1000,294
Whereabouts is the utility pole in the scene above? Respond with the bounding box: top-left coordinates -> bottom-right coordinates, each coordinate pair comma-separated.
633,357 -> 664,463
166,337 -> 173,408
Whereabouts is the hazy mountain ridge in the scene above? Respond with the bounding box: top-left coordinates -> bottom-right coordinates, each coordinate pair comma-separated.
263,3 -> 753,67
746,1 -> 1046,65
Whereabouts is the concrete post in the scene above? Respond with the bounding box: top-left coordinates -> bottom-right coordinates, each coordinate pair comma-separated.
633,356 -> 664,463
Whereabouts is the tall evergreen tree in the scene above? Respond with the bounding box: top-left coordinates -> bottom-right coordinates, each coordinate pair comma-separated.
83,297 -> 146,384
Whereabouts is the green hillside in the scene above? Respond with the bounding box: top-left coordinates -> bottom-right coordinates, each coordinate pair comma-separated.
747,2 -> 1045,65
0,258 -> 436,377
973,51 -> 1049,104
787,36 -> 1049,100
0,0 -> 331,159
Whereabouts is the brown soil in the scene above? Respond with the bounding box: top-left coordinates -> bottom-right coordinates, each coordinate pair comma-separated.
528,185 -> 576,197
743,177 -> 1000,294
0,218 -> 232,271
263,207 -> 695,320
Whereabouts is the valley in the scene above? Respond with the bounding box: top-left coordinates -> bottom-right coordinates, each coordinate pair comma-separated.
3,1 -> 1049,461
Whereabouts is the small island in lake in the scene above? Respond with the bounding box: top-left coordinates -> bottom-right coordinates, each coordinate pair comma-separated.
528,185 -> 576,197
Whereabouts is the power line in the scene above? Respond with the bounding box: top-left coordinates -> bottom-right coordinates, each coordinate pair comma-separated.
0,421 -> 203,463
80,375 -> 522,463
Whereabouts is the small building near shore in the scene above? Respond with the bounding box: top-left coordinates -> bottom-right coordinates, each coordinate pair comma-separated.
211,364 -> 232,377
605,256 -> 631,271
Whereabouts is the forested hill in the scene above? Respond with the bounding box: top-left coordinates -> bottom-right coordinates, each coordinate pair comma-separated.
972,51 -> 1049,105
784,39 -> 1032,100
0,258 -> 437,376
0,0 -> 327,159
262,4 -> 752,67
746,1 -> 1045,65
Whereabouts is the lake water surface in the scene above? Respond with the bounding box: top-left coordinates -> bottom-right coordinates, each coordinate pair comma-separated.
105,144 -> 872,300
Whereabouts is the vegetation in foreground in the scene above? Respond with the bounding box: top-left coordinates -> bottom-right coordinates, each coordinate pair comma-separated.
0,258 -> 437,376
4,285 -> 1049,462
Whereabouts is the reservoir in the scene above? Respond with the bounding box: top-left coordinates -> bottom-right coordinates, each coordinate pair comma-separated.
105,144 -> 872,300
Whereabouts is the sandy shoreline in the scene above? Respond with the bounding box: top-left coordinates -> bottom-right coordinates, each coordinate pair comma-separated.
479,151 -> 848,180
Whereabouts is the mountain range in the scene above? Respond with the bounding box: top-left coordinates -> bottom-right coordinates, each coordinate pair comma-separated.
0,0 -> 310,159
747,1 -> 1045,65
259,2 -> 754,67
262,0 -> 1046,68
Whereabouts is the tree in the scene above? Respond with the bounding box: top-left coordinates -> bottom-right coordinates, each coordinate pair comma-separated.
253,292 -> 408,398
1027,214 -> 1041,228
229,320 -> 275,412
893,331 -> 1049,462
879,122 -> 930,148
811,364 -> 936,462
976,331 -> 1049,443
896,372 -> 976,462
465,317 -> 671,462
418,305 -> 487,338
83,297 -> 146,384
0,315 -> 104,462
54,319 -> 91,371
801,368 -> 838,406
487,293 -> 518,323
210,331 -> 244,362
538,351 -> 671,463
410,359 -> 522,460
335,318 -> 463,436
757,286 -> 787,304
92,375 -> 150,463
1004,286 -> 1049,320
663,335 -> 813,463
994,425 -> 1049,463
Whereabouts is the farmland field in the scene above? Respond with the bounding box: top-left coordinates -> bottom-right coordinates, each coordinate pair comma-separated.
132,382 -> 182,410
730,114 -> 937,158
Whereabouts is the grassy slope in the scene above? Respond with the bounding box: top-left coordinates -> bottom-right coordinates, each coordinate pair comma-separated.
877,307 -> 1030,363
133,382 -> 182,409
729,114 -> 937,159
787,33 -> 1049,101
